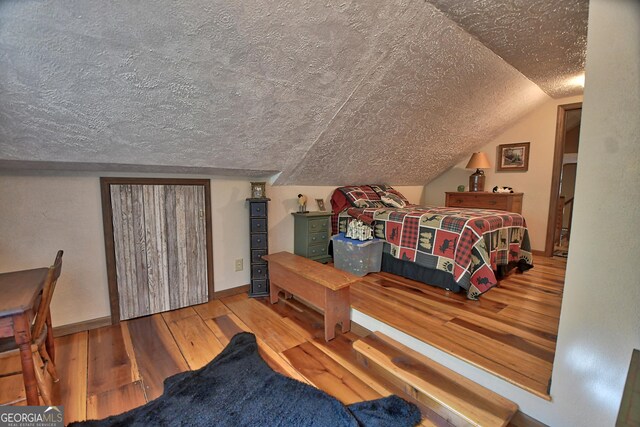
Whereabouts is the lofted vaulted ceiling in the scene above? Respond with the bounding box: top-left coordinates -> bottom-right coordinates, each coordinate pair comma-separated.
0,0 -> 588,185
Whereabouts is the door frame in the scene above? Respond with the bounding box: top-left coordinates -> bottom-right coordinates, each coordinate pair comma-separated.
100,177 -> 214,324
544,103 -> 582,256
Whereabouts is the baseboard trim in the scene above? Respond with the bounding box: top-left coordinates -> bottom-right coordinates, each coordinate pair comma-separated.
53,316 -> 112,337
212,284 -> 250,299
53,286 -> 250,337
532,250 -> 546,257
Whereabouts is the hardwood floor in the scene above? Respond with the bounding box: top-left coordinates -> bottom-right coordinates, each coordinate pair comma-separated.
0,297 -> 394,424
351,255 -> 566,398
0,256 -> 563,425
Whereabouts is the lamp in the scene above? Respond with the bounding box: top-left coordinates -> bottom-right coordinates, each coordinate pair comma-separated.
465,152 -> 491,192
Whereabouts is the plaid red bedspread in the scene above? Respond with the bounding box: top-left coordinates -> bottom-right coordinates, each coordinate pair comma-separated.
337,206 -> 533,299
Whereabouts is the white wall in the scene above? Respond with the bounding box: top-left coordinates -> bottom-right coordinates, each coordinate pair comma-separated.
266,184 -> 424,254
363,1 -> 639,425
0,175 -> 111,327
0,174 -> 256,325
0,173 -> 422,327
550,0 -> 640,425
423,94 -> 583,251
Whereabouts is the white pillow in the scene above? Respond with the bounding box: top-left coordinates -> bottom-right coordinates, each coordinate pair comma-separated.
381,192 -> 406,208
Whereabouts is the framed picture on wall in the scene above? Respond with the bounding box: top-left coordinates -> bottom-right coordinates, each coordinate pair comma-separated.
497,142 -> 530,172
316,198 -> 326,211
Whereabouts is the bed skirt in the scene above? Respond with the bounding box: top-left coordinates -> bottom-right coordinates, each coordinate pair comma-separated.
380,251 -> 462,293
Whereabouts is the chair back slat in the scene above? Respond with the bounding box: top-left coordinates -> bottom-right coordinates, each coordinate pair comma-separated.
32,250 -> 63,339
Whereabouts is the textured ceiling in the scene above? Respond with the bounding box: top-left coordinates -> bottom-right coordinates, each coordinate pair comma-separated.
0,0 -> 587,185
428,0 -> 589,98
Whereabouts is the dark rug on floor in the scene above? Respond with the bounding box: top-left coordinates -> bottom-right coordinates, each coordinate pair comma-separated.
71,332 -> 421,427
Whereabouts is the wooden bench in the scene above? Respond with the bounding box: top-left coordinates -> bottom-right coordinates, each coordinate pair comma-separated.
263,252 -> 358,341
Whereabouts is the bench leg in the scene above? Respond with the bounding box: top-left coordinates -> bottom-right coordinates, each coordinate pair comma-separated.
323,288 -> 351,341
270,282 -> 281,304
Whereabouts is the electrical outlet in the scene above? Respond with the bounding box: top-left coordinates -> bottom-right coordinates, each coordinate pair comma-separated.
235,258 -> 243,271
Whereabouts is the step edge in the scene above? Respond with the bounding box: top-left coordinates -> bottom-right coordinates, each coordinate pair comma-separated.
357,333 -> 519,411
353,334 -> 519,425
354,341 -> 513,427
368,332 -> 522,409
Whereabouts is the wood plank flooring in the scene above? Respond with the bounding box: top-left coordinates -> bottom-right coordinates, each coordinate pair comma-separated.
0,256 -> 563,425
351,256 -> 566,398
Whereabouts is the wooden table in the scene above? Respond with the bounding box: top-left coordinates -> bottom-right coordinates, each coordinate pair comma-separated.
0,267 -> 50,405
263,252 -> 358,341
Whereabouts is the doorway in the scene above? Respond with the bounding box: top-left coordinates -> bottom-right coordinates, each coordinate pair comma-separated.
545,103 -> 582,257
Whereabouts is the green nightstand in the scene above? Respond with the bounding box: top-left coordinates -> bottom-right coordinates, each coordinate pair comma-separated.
291,212 -> 332,263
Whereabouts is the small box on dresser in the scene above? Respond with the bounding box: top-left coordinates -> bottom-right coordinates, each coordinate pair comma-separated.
291,212 -> 332,263
247,198 -> 270,297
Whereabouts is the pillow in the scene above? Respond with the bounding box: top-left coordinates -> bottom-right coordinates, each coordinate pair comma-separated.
370,185 -> 410,205
381,192 -> 406,208
346,207 -> 375,225
337,186 -> 386,208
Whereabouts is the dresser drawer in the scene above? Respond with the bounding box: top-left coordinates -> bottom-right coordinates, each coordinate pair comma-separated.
308,231 -> 328,245
308,244 -> 329,258
250,202 -> 267,217
251,279 -> 268,295
251,218 -> 266,232
252,249 -> 267,264
251,264 -> 268,278
448,194 -> 508,210
251,234 -> 267,249
445,192 -> 523,213
308,218 -> 329,234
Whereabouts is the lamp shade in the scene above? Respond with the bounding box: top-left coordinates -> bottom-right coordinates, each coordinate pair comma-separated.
465,152 -> 491,169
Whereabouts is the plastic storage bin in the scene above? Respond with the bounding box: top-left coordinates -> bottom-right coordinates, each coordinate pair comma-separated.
331,233 -> 383,277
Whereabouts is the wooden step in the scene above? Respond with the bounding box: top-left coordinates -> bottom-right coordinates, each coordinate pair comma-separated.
353,332 -> 518,427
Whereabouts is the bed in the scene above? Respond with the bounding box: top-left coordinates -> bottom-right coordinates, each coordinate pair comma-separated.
330,185 -> 533,299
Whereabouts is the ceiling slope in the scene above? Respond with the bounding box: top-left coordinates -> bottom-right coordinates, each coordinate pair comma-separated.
277,2 -> 551,185
427,0 -> 589,98
0,1 -> 584,185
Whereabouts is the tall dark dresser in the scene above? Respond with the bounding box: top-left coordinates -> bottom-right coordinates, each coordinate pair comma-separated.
247,198 -> 270,297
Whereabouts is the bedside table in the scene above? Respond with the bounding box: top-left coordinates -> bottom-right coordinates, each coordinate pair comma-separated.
445,192 -> 523,213
291,212 -> 332,263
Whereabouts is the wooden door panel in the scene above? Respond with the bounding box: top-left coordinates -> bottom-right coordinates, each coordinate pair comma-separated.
105,180 -> 210,321
111,184 -> 150,320
143,185 -> 170,315
183,186 -> 207,307
173,185 -> 189,310
131,184 -> 151,317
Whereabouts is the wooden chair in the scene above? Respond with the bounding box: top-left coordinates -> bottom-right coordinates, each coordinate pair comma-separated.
0,250 -> 63,405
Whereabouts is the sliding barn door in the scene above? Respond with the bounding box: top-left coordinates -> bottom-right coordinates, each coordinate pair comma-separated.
101,179 -> 213,322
